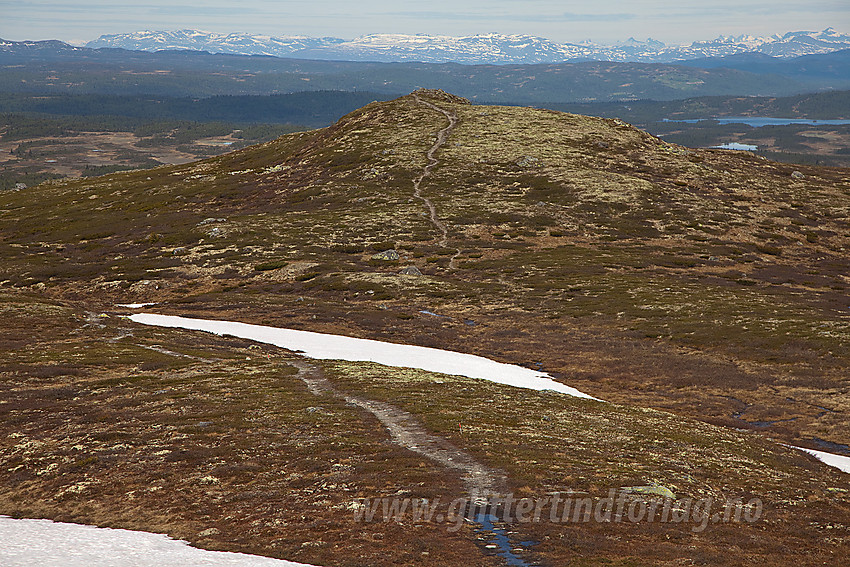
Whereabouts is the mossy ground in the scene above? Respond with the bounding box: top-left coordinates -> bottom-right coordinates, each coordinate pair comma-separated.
1,291 -> 847,565
0,91 -> 849,564
0,292 -> 494,566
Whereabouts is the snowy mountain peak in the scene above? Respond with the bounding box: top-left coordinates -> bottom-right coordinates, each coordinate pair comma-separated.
85,28 -> 850,64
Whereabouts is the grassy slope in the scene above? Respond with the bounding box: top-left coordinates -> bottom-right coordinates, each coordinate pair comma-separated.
0,292 -> 492,566
2,91 -> 846,441
539,90 -> 850,167
1,90 -> 849,564
1,291 -> 848,566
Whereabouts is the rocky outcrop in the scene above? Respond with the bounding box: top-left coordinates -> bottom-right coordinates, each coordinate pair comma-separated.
412,88 -> 470,105
371,249 -> 400,261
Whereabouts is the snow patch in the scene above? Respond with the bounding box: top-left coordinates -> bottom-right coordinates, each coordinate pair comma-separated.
794,446 -> 850,474
0,516 -> 319,567
116,303 -> 158,308
85,28 -> 850,63
128,314 -> 600,400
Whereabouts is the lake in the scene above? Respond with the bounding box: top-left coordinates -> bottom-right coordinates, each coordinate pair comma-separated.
662,117 -> 850,127
711,142 -> 758,151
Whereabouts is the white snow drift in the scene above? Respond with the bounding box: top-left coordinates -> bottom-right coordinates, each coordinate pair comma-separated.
0,516 -> 318,567
128,313 -> 599,400
128,314 -> 850,476
795,446 -> 850,474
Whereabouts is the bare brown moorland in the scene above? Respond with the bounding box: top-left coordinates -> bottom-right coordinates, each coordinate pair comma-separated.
0,90 -> 848,565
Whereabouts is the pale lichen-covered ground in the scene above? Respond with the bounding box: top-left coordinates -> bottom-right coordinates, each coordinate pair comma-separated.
0,90 -> 848,565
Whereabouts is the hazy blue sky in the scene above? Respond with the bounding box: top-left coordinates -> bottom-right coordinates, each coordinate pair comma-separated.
2,0 -> 848,45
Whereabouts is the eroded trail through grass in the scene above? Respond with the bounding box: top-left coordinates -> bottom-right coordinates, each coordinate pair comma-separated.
412,94 -> 462,268
291,360 -> 507,502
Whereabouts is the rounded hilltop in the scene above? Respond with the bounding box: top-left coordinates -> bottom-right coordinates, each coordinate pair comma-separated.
1,84 -> 850,567
411,88 -> 471,105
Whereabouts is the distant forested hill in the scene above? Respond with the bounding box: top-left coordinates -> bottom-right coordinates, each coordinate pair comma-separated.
542,90 -> 850,121
0,91 -> 395,127
678,49 -> 850,83
0,40 -> 823,102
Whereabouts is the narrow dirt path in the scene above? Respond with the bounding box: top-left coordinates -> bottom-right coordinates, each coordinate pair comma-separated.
411,94 -> 463,269
291,359 -> 506,503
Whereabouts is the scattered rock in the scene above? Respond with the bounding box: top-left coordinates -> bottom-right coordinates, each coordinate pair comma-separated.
412,88 -> 470,105
399,265 -> 423,276
791,171 -> 805,179
14,182 -> 27,190
515,156 -> 540,168
197,527 -> 220,537
361,167 -> 381,179
596,141 -> 609,149
621,485 -> 676,499
372,249 -> 400,261
197,217 -> 226,226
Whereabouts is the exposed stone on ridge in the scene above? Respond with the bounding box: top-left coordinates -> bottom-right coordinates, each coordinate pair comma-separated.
371,249 -> 400,261
411,88 -> 471,105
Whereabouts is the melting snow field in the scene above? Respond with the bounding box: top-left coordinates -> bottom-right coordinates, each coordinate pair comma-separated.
3,314 -> 850,565
795,447 -> 850,474
128,313 -> 600,400
126,314 -> 850,477
0,516 -> 318,567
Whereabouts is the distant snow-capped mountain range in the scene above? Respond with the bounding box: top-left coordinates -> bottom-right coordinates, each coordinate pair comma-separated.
85,28 -> 850,63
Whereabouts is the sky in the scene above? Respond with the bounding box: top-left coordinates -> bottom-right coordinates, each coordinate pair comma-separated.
2,0 -> 848,46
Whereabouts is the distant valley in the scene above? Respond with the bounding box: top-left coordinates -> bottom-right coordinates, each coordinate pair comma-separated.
4,37 -> 849,101
3,89 -> 849,192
